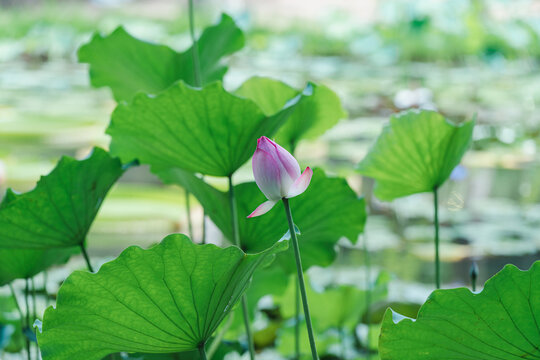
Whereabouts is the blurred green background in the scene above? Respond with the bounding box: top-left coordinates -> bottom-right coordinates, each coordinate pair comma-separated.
1,0 -> 540,356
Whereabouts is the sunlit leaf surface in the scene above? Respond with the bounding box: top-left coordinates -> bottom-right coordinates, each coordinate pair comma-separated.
38,234 -> 288,360
108,81 -> 305,177
0,148 -> 124,249
236,77 -> 347,150
379,261 -> 540,359
78,14 -> 244,101
357,109 -> 474,200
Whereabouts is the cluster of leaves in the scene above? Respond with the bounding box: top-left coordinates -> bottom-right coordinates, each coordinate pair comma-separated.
1,9 -> 538,360
0,12 -> 370,360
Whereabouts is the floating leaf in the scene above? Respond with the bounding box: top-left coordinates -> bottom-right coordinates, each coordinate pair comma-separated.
78,14 -> 244,101
38,234 -> 288,360
0,148 -> 124,249
157,168 -> 366,271
357,110 -> 474,200
379,261 -> 540,359
236,77 -> 347,150
108,81 -> 305,177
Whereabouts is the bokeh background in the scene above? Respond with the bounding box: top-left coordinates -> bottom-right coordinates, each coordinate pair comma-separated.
2,0 -> 540,346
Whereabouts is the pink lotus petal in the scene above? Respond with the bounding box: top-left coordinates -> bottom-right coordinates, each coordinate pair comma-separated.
252,148 -> 282,201
247,200 -> 278,218
286,167 -> 313,199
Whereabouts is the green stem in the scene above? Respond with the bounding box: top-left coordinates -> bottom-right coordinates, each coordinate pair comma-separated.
282,198 -> 319,360
198,343 -> 207,360
207,312 -> 235,359
434,188 -> 440,289
8,283 -> 27,358
80,243 -> 94,273
43,271 -> 49,307
201,176 -> 207,244
363,235 -> 371,359
31,277 -> 38,360
339,327 -> 346,360
295,277 -> 300,360
8,284 -> 24,324
470,262 -> 478,292
185,188 -> 194,240
228,175 -> 256,360
24,278 -> 31,360
188,0 -> 202,87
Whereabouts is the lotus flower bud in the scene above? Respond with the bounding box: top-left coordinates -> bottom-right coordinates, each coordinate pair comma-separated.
248,136 -> 312,218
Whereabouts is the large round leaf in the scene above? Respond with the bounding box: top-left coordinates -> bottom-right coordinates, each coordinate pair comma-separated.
37,234 -> 288,360
78,14 -> 244,102
107,81 -> 305,177
235,77 -> 347,150
357,110 -> 474,200
379,261 -> 540,359
0,148 -> 124,249
156,167 -> 366,271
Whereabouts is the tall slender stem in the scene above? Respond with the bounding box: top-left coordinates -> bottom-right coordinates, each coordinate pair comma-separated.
9,283 -> 28,359
8,284 -> 24,324
201,176 -> 207,244
187,0 -> 204,244
185,188 -> 194,239
433,188 -> 440,289
31,277 -> 39,360
470,262 -> 478,292
282,198 -> 319,360
290,143 -> 300,360
295,277 -> 300,360
207,312 -> 235,359
228,175 -> 256,360
363,235 -> 371,359
198,343 -> 208,360
188,0 -> 202,87
24,278 -> 31,360
80,243 -> 94,273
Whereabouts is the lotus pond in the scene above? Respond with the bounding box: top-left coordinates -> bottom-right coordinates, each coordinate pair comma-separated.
1,1 -> 540,359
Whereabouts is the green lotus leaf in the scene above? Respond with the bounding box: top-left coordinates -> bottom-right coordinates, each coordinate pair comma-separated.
156,167 -> 366,271
0,148 -> 124,249
0,247 -> 77,286
235,77 -> 347,150
379,261 -> 540,359
357,110 -> 474,201
108,81 -> 306,177
37,234 -> 288,360
78,14 -> 244,101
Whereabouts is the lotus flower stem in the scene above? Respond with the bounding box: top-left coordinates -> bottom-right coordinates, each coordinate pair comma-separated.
433,188 -> 440,289
228,175 -> 256,360
198,342 -> 208,360
188,0 -> 202,87
295,277 -> 301,360
282,198 -> 319,360
80,243 -> 94,273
